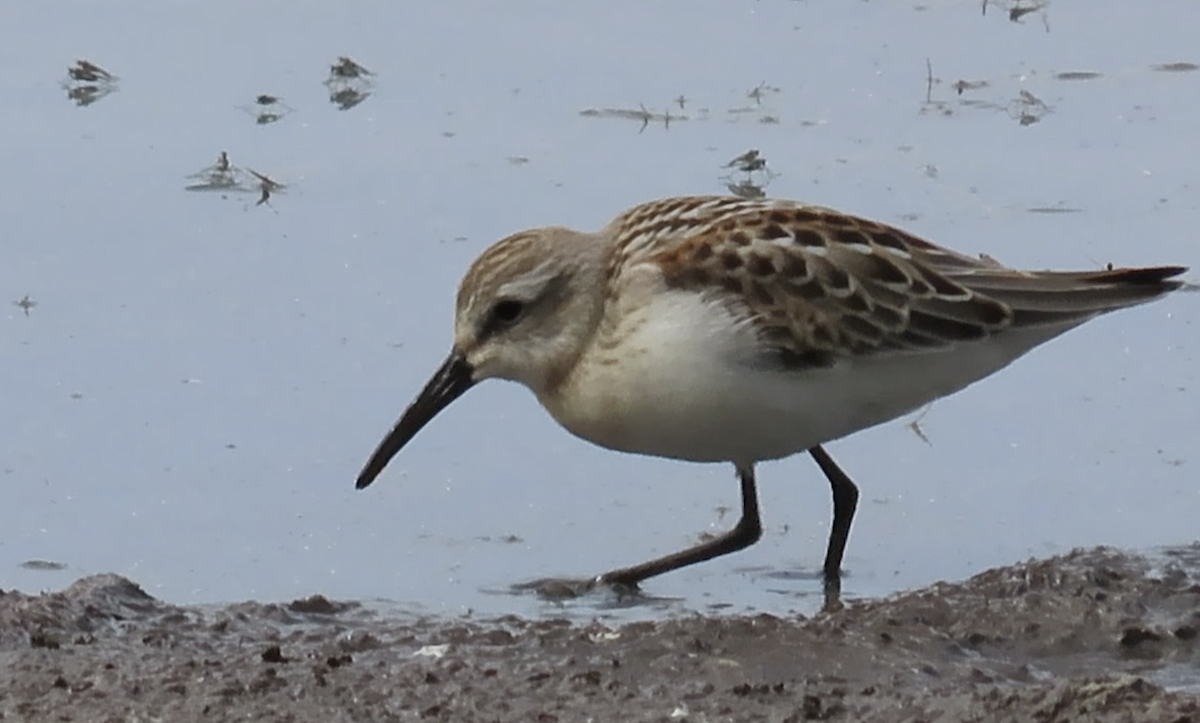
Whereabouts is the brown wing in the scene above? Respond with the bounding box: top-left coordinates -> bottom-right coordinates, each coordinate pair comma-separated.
648,200 -> 1186,367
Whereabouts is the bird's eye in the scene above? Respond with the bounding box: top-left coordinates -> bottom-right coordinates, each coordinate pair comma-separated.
491,299 -> 524,324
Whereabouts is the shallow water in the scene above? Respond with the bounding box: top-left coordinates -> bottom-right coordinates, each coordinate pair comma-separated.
3,548 -> 1198,721
1,0 -> 1197,619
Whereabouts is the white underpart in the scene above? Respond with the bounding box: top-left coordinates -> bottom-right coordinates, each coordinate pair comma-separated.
540,286 -> 1079,466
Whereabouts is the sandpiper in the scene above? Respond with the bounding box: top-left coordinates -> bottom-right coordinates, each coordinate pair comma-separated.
356,195 -> 1185,597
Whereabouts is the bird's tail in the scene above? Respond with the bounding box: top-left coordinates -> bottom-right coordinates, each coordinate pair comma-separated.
953,265 -> 1188,327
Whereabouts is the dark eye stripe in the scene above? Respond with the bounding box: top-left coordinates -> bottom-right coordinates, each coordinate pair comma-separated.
493,300 -> 523,322
479,299 -> 525,339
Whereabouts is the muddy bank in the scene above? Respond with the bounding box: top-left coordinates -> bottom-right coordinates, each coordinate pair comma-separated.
2,546 -> 1198,722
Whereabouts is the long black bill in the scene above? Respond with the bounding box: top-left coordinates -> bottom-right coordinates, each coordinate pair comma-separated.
355,350 -> 476,490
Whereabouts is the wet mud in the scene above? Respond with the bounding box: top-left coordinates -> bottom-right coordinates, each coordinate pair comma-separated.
2,546 -> 1198,722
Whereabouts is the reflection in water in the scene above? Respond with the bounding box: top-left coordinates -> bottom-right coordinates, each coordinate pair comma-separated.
184,153 -> 288,208
922,59 -> 1055,126
720,149 -> 775,199
745,81 -> 780,106
185,152 -> 255,194
13,294 -> 37,317
63,59 -> 119,107
952,79 -> 989,95
67,59 -> 114,83
325,56 -> 375,111
328,86 -> 372,111
65,85 -> 114,107
237,94 -> 294,126
186,151 -> 249,192
20,559 -> 68,571
247,169 -> 286,206
329,56 -> 372,80
1012,88 -> 1051,125
236,93 -> 295,126
983,0 -> 1051,31
578,105 -> 686,133
723,149 -> 768,174
725,179 -> 765,199
1153,62 -> 1199,73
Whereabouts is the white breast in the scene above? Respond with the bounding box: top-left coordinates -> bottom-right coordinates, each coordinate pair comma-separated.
539,285 -> 1075,466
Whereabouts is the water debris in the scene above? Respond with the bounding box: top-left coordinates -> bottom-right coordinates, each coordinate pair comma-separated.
998,0 -> 1051,31
724,149 -> 768,174
184,152 -> 283,205
474,534 -> 525,545
952,79 -> 989,95
325,56 -> 375,110
1026,204 -> 1083,214
983,0 -> 1050,29
239,94 -> 294,125
919,59 -> 954,117
1152,62 -> 1198,73
926,59 -> 934,104
660,108 -> 682,130
578,104 -> 685,132
1009,5 -> 1039,21
328,86 -> 372,110
923,62 -> 1070,123
746,81 -> 780,105
247,169 -> 286,206
13,295 -> 37,316
67,59 -> 115,83
186,151 -> 254,192
720,149 -> 775,198
1012,88 -> 1050,125
63,59 -> 118,107
725,179 -> 765,199
20,560 -> 68,571
329,56 -> 372,79
184,154 -> 286,207
65,85 -> 115,106
907,405 -> 934,446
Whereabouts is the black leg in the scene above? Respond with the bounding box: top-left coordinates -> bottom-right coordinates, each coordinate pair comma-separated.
598,464 -> 763,588
808,445 -> 859,596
